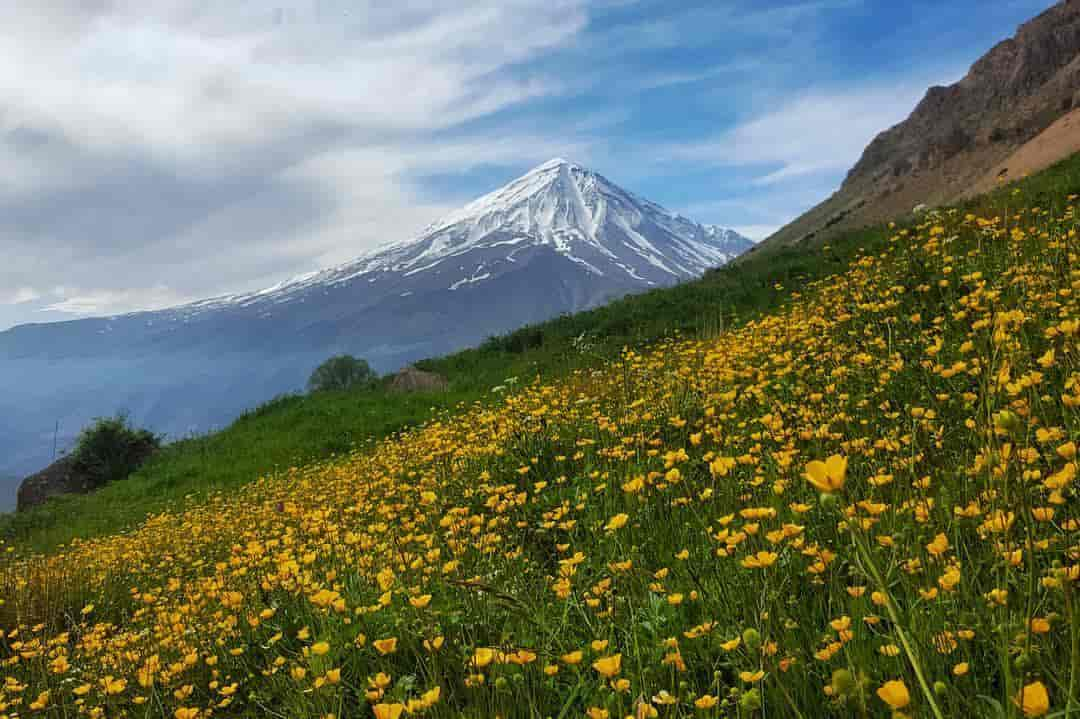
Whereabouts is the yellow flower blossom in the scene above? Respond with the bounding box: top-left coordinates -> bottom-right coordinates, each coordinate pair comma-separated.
804,455 -> 847,493
741,551 -> 778,569
592,653 -> 622,678
876,680 -> 910,709
694,694 -> 719,709
1014,681 -> 1049,717
373,638 -> 398,655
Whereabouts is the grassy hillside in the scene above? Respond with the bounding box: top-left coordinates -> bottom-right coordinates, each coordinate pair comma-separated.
0,214 -> 888,556
1,156 -> 1080,717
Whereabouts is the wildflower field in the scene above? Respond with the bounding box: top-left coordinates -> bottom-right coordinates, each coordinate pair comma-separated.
2,163 -> 1080,718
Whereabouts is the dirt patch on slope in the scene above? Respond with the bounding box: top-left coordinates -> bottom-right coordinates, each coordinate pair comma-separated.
966,107 -> 1080,197
388,367 -> 449,393
754,0 -> 1080,253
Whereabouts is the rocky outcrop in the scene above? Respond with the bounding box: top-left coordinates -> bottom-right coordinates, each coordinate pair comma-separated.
16,457 -> 91,512
758,0 -> 1080,252
388,367 -> 449,393
16,441 -> 157,512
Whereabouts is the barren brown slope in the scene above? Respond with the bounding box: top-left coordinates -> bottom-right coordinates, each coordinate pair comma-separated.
965,106 -> 1080,196
752,0 -> 1080,255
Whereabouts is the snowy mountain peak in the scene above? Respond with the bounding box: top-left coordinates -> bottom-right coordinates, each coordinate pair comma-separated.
0,161 -> 751,487
392,159 -> 752,283
420,157 -> 595,238
531,157 -> 576,172
140,161 -> 753,320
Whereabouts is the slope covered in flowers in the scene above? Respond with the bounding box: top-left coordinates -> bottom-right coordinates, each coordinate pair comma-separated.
1,181 -> 1079,718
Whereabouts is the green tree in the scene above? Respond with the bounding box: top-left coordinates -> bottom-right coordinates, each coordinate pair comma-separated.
308,354 -> 377,393
72,415 -> 160,490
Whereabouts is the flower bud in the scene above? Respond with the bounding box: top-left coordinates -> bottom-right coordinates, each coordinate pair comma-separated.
1014,653 -> 1032,672
739,689 -> 762,712
831,669 -> 855,695
994,410 -> 1022,434
742,628 -> 762,653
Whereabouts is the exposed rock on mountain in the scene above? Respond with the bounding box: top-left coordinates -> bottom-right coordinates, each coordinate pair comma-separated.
759,0 -> 1080,251
388,367 -> 449,394
16,439 -> 156,512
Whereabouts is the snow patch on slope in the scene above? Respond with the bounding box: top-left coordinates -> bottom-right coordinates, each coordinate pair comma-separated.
132,159 -> 751,321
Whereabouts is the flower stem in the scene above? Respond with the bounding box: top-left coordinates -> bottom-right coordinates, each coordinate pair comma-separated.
852,530 -> 946,719
1066,581 -> 1079,719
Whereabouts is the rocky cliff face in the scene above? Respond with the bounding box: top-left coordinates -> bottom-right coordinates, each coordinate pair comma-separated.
16,457 -> 86,512
760,0 -> 1080,251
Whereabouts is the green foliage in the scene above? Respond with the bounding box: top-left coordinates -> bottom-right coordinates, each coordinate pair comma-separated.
9,160 -> 1080,717
0,388 -> 465,554
70,415 -> 159,491
307,354 -> 377,393
6,150 -> 1080,556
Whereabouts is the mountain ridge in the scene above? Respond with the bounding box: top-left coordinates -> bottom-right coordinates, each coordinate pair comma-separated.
5,159 -> 748,335
0,159 -> 750,503
756,0 -> 1080,252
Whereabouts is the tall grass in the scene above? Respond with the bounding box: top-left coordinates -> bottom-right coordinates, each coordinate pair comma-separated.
0,207 -> 893,556
0,155 -> 1079,718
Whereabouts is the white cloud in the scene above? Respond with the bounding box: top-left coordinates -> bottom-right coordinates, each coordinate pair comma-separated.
0,1 -> 587,169
0,0 -> 599,327
3,288 -> 41,305
283,131 -> 599,269
0,0 -> 984,330
43,286 -> 197,316
678,183 -> 857,243
667,80 -> 947,183
730,225 -> 779,242
634,60 -> 766,91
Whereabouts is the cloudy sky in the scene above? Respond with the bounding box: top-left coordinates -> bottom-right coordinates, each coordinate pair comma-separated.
0,0 -> 1056,329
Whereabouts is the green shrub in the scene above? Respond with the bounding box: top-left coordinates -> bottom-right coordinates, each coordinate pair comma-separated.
307,355 -> 377,393
71,416 -> 160,490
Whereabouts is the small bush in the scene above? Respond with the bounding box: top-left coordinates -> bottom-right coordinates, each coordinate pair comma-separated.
308,355 -> 377,393
71,416 -> 160,490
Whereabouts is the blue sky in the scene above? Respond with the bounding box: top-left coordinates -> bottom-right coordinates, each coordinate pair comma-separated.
0,0 -> 1057,329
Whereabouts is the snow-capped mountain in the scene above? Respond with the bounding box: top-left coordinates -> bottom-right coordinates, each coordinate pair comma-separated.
0,159 -> 750,502
363,157 -> 748,284
161,158 -> 749,318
